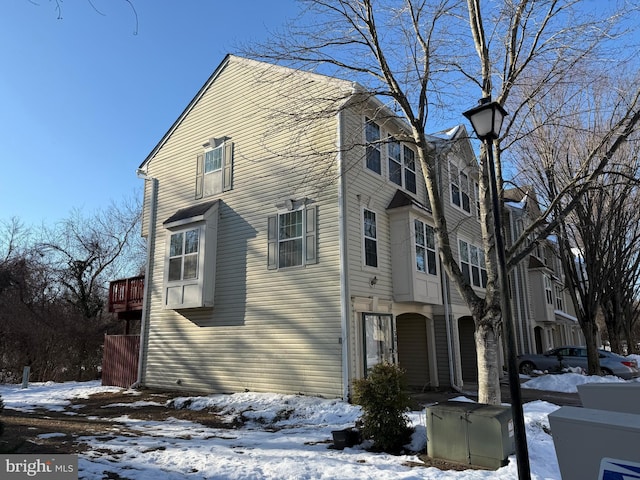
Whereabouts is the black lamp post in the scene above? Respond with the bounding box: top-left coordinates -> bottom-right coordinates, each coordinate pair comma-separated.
463,97 -> 531,480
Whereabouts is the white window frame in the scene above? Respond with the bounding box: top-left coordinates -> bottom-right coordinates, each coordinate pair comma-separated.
544,275 -> 554,305
162,200 -> 219,310
167,227 -> 200,282
363,208 -> 378,268
459,238 -> 487,289
414,219 -> 437,275
365,118 -> 382,175
450,159 -> 472,214
555,284 -> 565,311
387,136 -> 417,194
196,137 -> 233,199
268,203 -> 317,270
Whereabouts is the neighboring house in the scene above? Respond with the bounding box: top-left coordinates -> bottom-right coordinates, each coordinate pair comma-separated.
132,54 -> 529,399
504,188 -> 584,355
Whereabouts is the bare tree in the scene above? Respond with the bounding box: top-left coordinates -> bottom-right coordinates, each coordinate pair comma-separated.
245,0 -> 640,404
600,176 -> 640,355
511,64 -> 640,374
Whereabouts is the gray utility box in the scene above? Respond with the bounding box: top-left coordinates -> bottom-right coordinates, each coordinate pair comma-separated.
426,401 -> 515,469
548,406 -> 640,480
577,383 -> 640,414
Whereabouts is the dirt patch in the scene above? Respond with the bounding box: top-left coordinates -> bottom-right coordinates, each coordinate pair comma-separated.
0,389 -> 232,454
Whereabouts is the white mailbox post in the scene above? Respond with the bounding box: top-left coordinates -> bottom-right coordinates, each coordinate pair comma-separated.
548,406 -> 640,480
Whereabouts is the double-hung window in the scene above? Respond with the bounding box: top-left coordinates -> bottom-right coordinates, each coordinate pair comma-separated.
196,137 -> 234,198
544,275 -> 554,305
168,228 -> 199,281
365,118 -> 381,174
555,285 -> 564,311
388,137 -> 417,194
268,204 -> 317,269
450,161 -> 471,214
459,239 -> 487,288
415,219 -> 437,275
363,209 -> 378,268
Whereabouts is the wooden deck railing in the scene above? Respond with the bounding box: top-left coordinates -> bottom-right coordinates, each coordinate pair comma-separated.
108,275 -> 144,314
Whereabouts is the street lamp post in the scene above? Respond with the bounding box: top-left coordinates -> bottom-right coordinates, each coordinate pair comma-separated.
463,97 -> 531,480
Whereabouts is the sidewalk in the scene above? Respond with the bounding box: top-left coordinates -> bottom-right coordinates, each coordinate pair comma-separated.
411,380 -> 582,408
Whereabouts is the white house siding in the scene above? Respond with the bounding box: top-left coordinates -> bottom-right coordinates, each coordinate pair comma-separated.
139,57 -> 351,398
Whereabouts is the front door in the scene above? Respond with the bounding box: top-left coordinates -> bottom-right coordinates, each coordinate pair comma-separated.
363,313 -> 395,372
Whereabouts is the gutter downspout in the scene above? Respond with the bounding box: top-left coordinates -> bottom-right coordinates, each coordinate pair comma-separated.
133,170 -> 158,388
337,109 -> 351,401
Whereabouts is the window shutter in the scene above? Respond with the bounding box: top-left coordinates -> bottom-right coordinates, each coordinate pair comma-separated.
305,205 -> 317,264
267,214 -> 278,270
223,142 -> 233,191
195,153 -> 204,199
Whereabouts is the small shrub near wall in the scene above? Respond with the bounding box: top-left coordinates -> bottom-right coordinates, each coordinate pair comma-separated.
352,362 -> 413,453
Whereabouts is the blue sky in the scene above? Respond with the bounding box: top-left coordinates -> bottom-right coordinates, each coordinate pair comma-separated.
0,1 -> 300,227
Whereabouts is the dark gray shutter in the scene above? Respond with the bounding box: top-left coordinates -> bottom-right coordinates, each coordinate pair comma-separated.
195,153 -> 204,199
305,205 -> 317,264
267,214 -> 278,270
223,142 -> 233,191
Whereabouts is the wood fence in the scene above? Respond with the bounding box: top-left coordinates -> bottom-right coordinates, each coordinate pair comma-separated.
102,335 -> 140,388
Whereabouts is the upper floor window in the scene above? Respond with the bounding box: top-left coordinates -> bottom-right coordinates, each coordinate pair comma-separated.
544,275 -> 553,305
459,239 -> 487,288
365,118 -> 381,174
555,285 -> 564,311
268,203 -> 317,270
450,161 -> 472,214
415,219 -> 437,275
388,137 -> 417,194
363,209 -> 378,268
196,137 -> 234,199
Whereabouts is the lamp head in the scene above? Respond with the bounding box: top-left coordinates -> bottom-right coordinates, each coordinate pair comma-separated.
463,97 -> 508,142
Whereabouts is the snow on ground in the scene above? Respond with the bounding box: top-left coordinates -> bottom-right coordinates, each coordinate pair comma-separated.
0,372 -> 637,480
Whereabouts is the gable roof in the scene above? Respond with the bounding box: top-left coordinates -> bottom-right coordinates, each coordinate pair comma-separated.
138,55 -> 356,171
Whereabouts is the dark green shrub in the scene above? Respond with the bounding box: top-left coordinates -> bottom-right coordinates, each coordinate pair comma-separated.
352,362 -> 413,453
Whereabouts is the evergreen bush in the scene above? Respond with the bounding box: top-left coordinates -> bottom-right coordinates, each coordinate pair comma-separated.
352,362 -> 413,453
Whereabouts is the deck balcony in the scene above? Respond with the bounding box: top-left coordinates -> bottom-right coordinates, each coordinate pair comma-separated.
108,275 -> 144,320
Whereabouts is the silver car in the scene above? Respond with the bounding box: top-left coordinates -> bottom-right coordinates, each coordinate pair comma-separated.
517,346 -> 640,380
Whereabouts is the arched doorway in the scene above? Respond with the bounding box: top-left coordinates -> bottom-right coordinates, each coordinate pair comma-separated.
458,316 -> 478,383
396,313 -> 430,390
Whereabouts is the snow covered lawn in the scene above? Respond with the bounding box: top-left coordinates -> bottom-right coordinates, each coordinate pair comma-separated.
1,369 -> 638,479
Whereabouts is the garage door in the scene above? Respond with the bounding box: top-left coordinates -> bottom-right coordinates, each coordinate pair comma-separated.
396,313 -> 430,389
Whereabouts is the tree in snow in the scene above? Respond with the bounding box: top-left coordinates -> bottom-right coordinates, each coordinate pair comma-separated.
245,0 -> 640,404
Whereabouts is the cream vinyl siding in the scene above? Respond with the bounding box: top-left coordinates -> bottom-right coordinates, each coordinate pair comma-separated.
139,57 -> 348,397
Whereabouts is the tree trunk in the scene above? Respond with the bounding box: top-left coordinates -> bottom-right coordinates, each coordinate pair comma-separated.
475,315 -> 501,405
582,320 -> 601,375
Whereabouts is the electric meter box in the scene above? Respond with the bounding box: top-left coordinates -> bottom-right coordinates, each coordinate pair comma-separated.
426,401 -> 515,469
548,406 -> 640,480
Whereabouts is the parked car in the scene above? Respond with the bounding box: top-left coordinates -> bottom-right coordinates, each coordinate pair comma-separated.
517,346 -> 640,380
